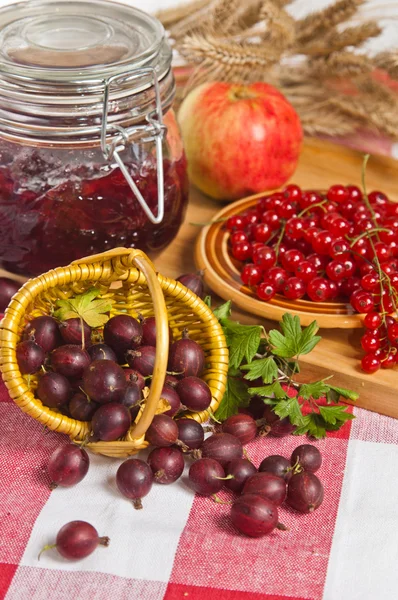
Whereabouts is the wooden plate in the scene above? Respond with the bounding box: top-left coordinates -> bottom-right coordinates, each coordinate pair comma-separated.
195,191 -> 365,328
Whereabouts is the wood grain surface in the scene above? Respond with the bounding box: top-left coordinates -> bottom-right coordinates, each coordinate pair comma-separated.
2,138 -> 398,417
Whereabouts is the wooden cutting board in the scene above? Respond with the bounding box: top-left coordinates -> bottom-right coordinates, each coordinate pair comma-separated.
1,138 -> 398,417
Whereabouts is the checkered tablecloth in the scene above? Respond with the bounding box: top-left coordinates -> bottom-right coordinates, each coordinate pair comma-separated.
1,379 -> 398,600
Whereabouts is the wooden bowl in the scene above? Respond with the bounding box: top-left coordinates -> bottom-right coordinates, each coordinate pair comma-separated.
195,192 -> 365,329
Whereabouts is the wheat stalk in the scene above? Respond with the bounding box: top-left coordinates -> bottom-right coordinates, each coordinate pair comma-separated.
309,52 -> 374,78
301,22 -> 381,56
374,51 -> 398,79
296,0 -> 365,45
156,0 -> 212,29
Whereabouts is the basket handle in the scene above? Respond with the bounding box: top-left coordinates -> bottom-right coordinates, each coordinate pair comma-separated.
73,248 -> 169,439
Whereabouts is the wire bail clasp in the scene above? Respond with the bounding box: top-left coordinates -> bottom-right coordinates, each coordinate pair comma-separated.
100,67 -> 166,225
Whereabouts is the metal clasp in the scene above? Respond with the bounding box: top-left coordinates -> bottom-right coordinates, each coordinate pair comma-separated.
100,67 -> 166,225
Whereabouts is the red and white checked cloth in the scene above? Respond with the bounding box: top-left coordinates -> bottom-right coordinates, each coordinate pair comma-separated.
1,381 -> 398,600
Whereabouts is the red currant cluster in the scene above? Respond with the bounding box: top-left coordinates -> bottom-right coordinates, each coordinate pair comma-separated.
361,313 -> 398,373
226,183 -> 398,373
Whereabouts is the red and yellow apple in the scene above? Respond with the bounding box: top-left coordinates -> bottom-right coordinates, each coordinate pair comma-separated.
178,82 -> 303,200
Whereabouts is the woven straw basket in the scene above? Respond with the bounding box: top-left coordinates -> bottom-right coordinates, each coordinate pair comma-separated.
0,248 -> 229,457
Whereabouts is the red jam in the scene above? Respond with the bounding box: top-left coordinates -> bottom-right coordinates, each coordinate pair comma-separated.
0,140 -> 188,276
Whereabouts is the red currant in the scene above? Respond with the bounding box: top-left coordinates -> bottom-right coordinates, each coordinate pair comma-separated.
380,291 -> 394,313
295,260 -> 317,283
329,238 -> 351,260
254,223 -> 271,243
307,253 -> 329,272
241,264 -> 263,287
261,210 -> 280,230
244,210 -> 260,225
361,353 -> 380,374
380,352 -> 396,369
326,260 -> 346,282
373,241 -> 391,262
307,277 -> 330,302
278,199 -> 298,219
304,227 -> 321,245
368,190 -> 389,206
327,184 -> 349,204
341,276 -> 361,297
227,215 -> 247,231
230,231 -> 248,245
364,312 -> 382,329
312,230 -> 335,255
328,217 -> 351,237
361,332 -> 381,352
387,322 -> 398,346
232,241 -> 252,261
350,290 -> 375,313
346,185 -> 363,202
360,273 -> 379,292
328,280 -> 339,300
299,190 -> 322,210
281,249 -> 304,272
283,184 -> 302,202
285,217 -> 305,240
257,280 -> 276,302
283,277 -> 306,300
267,267 -> 288,292
254,246 -> 276,270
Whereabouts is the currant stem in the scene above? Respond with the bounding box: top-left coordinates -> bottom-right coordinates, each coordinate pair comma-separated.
38,544 -> 56,561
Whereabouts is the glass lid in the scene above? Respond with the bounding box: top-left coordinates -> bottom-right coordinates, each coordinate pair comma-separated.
0,0 -> 167,79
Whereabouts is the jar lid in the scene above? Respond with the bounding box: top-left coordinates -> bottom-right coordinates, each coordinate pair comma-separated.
0,0 -> 168,80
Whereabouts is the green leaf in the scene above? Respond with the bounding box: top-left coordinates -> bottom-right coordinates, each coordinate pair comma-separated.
268,315 -> 321,359
213,301 -> 232,320
299,381 -> 330,400
214,375 -> 250,421
204,295 -> 212,308
220,319 -> 261,369
273,396 -> 305,426
248,381 -> 287,399
54,288 -> 113,328
298,321 -> 322,355
280,313 -> 301,341
328,385 -> 359,402
319,405 -> 355,426
241,356 -> 278,383
326,388 -> 340,404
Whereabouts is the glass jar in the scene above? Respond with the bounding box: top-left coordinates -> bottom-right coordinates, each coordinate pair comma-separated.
0,0 -> 188,276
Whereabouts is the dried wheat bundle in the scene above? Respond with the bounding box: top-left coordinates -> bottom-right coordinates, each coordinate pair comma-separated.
157,0 -> 398,140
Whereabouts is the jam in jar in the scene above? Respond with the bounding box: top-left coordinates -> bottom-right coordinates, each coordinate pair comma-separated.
0,0 -> 188,276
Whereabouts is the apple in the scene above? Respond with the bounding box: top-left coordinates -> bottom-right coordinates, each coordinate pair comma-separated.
178,82 -> 303,200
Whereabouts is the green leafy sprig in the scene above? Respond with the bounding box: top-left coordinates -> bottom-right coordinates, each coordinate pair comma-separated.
54,288 -> 113,328
213,303 -> 358,438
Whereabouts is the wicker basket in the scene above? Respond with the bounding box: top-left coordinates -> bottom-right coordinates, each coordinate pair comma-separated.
0,248 -> 229,457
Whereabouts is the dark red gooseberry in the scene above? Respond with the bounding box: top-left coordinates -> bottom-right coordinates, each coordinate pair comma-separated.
221,413 -> 257,445
225,458 -> 257,493
140,316 -> 173,347
176,418 -> 205,450
145,414 -> 179,447
47,444 -> 89,488
87,343 -> 117,362
120,382 -> 142,411
160,384 -> 181,417
243,472 -> 287,506
47,521 -> 109,560
91,403 -> 131,441
83,360 -> 126,404
16,340 -> 45,374
103,314 -> 142,360
126,346 -> 156,377
188,458 -> 225,495
231,494 -> 279,538
147,447 -> 185,484
168,330 -> 205,378
24,315 -> 62,352
259,455 -> 291,482
69,393 -> 99,421
291,444 -> 322,473
116,458 -> 153,509
263,405 -> 296,437
176,376 -> 212,412
51,345 -> 91,379
59,318 -> 92,347
123,368 -> 146,390
201,433 -> 243,467
0,277 -> 20,312
177,272 -> 205,298
287,472 -> 324,512
37,372 -> 73,408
